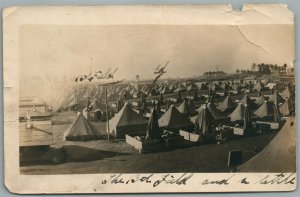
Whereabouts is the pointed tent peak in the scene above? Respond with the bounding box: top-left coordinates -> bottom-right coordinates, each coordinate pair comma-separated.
269,90 -> 285,104
206,103 -> 222,120
240,94 -> 252,106
253,101 -> 275,118
216,96 -> 235,112
109,101 -> 148,136
158,104 -> 193,130
198,103 -> 214,118
64,112 -> 100,141
146,108 -> 161,140
229,103 -> 244,122
177,100 -> 190,113
280,86 -> 292,99
196,103 -> 207,112
193,105 -> 214,136
279,99 -> 292,116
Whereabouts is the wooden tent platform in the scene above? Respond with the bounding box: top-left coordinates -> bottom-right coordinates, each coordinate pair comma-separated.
19,120 -> 53,147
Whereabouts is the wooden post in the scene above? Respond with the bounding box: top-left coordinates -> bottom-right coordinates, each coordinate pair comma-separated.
105,88 -> 110,141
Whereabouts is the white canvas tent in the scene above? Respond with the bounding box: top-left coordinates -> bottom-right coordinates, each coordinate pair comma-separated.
109,103 -> 148,138
64,112 -> 101,141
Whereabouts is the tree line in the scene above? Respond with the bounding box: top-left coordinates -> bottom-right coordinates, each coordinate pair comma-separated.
236,63 -> 293,75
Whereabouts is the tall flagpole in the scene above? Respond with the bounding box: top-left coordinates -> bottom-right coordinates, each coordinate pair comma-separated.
105,88 -> 110,141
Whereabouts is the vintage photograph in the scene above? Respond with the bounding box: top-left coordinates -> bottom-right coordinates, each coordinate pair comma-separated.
3,4 -> 296,193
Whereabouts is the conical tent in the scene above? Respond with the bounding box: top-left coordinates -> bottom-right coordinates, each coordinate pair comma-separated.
280,99 -> 292,116
216,96 -> 235,112
253,101 -> 274,118
192,105 -> 214,136
177,100 -> 195,116
207,103 -> 222,120
145,109 -> 162,140
238,118 -> 296,172
280,86 -> 292,99
158,105 -> 194,132
268,90 -> 285,104
197,103 -> 222,120
240,94 -> 252,106
109,103 -> 148,138
229,103 -> 244,122
64,113 -> 101,141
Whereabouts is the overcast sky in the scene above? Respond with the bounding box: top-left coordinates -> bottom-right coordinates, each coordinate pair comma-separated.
20,24 -> 294,82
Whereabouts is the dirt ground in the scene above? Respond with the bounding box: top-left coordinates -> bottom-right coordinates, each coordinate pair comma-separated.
20,130 -> 276,174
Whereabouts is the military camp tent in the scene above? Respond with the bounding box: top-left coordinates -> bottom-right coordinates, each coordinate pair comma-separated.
216,96 -> 235,112
240,94 -> 253,106
177,100 -> 196,116
253,101 -> 274,118
280,86 -> 293,99
229,103 -> 244,122
145,109 -> 162,140
268,90 -> 285,104
197,103 -> 222,120
109,103 -> 148,138
64,112 -> 101,141
280,99 -> 293,116
207,103 -> 223,120
191,105 -> 214,136
158,105 -> 194,132
229,103 -> 252,128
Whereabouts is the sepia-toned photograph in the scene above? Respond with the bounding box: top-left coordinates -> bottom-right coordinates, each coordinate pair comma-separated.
3,4 -> 296,193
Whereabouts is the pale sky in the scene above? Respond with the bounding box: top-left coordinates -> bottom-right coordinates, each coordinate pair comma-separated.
20,24 -> 294,83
